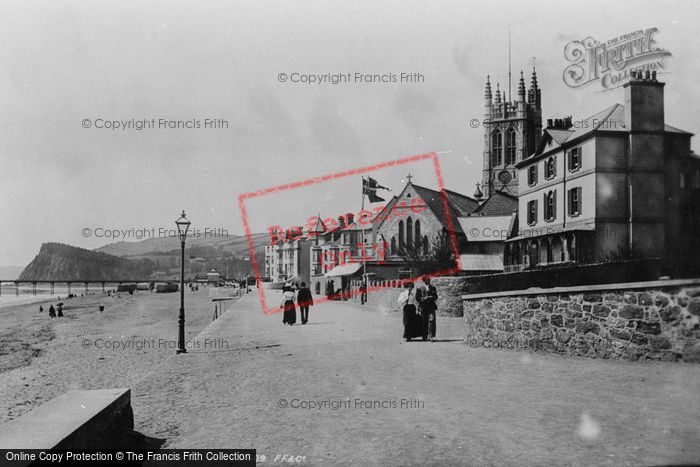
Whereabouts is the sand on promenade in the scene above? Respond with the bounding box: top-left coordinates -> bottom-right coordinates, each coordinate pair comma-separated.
128,292 -> 700,466
0,288 -> 232,423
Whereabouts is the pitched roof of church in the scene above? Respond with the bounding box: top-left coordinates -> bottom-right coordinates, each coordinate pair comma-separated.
410,184 -> 479,234
443,189 -> 481,215
371,184 -> 479,235
471,190 -> 518,216
371,196 -> 397,230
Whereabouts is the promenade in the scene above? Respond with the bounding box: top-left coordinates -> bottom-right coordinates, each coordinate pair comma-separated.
131,292 -> 700,465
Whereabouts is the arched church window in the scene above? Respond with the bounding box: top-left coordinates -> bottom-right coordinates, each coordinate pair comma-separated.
505,128 -> 517,165
415,220 -> 421,250
391,237 -> 397,255
406,217 -> 413,250
422,236 -> 429,256
398,221 -> 404,249
492,130 -> 502,166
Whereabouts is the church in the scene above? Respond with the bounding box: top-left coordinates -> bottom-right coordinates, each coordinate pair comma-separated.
480,69 -> 543,198
366,69 -> 544,277
369,174 -> 517,278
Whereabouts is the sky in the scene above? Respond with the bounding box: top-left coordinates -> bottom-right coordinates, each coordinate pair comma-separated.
1,0 -> 699,267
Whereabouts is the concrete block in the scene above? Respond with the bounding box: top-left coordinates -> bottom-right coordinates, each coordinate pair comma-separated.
0,388 -> 132,450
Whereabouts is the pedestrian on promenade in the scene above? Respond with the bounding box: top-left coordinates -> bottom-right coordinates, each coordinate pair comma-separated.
360,279 -> 367,305
48,305 -> 56,318
416,276 -> 438,341
39,305 -> 43,313
297,282 -> 313,325
281,286 -> 297,325
398,282 -> 421,342
57,304 -> 64,317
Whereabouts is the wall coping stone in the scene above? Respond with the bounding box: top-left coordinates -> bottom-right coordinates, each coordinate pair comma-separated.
0,388 -> 131,450
462,278 -> 700,301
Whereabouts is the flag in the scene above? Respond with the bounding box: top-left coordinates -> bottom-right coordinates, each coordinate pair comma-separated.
362,177 -> 390,203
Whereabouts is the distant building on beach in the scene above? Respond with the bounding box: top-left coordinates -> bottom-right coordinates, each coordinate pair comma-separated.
190,269 -> 223,285
206,269 -> 222,285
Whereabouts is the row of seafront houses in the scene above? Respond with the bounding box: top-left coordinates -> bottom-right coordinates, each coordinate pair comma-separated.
264,70 -> 700,296
264,183 -> 517,295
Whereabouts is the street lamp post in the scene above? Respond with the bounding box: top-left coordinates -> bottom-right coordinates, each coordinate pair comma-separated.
175,210 -> 191,354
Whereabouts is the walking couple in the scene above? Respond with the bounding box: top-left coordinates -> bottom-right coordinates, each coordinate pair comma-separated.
281,282 -> 314,325
398,276 -> 438,342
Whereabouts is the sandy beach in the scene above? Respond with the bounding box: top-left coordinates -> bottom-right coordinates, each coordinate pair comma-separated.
0,287 -> 232,423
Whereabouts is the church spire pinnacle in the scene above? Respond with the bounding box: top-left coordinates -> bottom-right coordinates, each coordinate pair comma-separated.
518,70 -> 526,101
528,67 -> 539,104
474,182 -> 484,202
494,82 -> 501,104
485,75 -> 492,104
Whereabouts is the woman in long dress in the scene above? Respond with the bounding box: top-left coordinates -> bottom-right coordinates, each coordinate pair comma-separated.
281,286 -> 297,325
398,282 -> 421,341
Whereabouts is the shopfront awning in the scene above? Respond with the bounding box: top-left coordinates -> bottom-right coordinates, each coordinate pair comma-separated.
324,262 -> 362,277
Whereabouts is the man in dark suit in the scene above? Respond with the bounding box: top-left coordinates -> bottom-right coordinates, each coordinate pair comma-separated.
416,276 -> 438,341
297,282 -> 314,325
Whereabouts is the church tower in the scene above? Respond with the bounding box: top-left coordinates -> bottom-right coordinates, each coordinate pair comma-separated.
481,68 -> 542,198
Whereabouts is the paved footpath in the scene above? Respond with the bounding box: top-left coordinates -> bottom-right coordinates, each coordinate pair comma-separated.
132,292 -> 700,466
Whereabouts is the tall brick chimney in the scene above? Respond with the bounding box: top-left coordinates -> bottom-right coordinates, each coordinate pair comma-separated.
623,70 -> 665,132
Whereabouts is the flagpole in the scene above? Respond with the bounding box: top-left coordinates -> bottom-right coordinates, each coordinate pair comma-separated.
361,176 -> 367,303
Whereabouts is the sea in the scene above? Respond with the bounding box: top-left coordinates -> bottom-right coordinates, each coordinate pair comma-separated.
0,283 -> 118,309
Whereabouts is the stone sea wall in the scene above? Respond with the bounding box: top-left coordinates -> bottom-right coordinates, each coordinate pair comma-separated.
462,280 -> 700,362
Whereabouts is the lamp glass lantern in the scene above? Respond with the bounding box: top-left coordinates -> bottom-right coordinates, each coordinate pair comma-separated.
175,210 -> 191,242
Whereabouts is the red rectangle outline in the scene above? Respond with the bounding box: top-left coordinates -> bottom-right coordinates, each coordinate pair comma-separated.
238,152 -> 463,314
